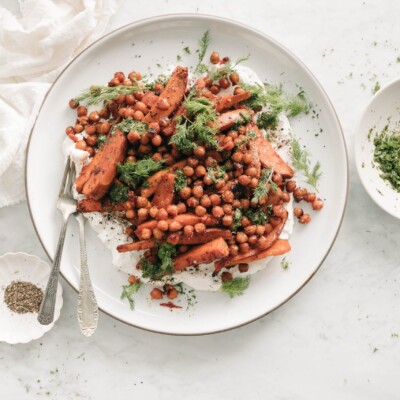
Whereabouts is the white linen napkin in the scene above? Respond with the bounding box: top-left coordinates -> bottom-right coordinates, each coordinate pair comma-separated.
0,0 -> 120,208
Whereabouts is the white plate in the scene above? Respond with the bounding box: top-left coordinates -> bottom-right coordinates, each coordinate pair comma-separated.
26,14 -> 348,335
355,78 -> 400,219
0,253 -> 63,344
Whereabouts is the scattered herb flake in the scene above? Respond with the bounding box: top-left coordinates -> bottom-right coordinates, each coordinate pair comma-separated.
121,281 -> 142,310
221,277 -> 250,298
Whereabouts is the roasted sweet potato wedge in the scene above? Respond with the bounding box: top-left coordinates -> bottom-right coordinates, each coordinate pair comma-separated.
172,228 -> 232,245
174,237 -> 229,271
215,239 -> 290,270
117,239 -> 156,253
152,173 -> 175,208
215,91 -> 251,113
214,109 -> 253,131
144,66 -> 188,124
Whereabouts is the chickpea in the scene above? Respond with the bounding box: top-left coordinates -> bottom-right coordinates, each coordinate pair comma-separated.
86,146 -> 95,157
241,216 -> 251,227
212,206 -> 224,218
183,165 -> 195,177
204,157 -> 216,168
179,187 -> 191,200
233,86 -> 245,95
165,204 -> 178,217
238,175 -> 251,186
114,71 -> 125,82
149,206 -> 158,218
273,205 -> 286,218
249,178 -> 259,189
238,263 -> 249,273
246,167 -> 258,178
124,79 -> 133,86
133,110 -> 144,121
137,208 -> 149,220
193,146 -> 206,157
169,221 -> 182,232
183,225 -> 194,238
127,130 -> 141,144
232,151 -> 243,163
138,144 -> 152,154
263,223 -> 273,234
203,175 -> 213,186
155,220 -> 167,232
75,140 -> 87,150
229,72 -> 240,85
312,198 -> 324,211
210,194 -> 221,206
299,214 -> 311,224
219,78 -> 230,89
134,91 -> 144,101
128,71 -> 140,81
99,108 -> 110,119
210,51 -> 220,64
222,215 -> 233,226
157,98 -> 170,110
167,232 -> 180,245
248,235 -> 258,246
150,288 -> 163,300
156,208 -> 168,220
236,232 -> 249,244
151,135 -> 162,146
272,173 -> 283,186
84,125 -> 95,135
100,121 -> 111,134
159,117 -> 170,128
282,192 -> 290,202
232,199 -> 241,209
74,123 -> 84,133
242,153 -> 253,164
134,101 -> 148,114
194,223 -> 206,234
136,196 -> 148,208
154,83 -> 164,94
221,271 -> 233,282
88,111 -> 100,123
195,205 -> 207,217
210,84 -> 220,95
141,228 -> 152,240
255,225 -> 265,236
77,106 -> 87,117
240,199 -> 250,210
128,274 -> 139,284
86,135 -> 97,147
185,157 -> 197,168
195,165 -> 206,177
177,202 -> 187,214
65,126 -> 75,136
187,197 -> 199,208
192,185 -> 204,198
244,225 -> 257,236
163,153 -> 175,166
239,243 -> 250,253
228,244 -> 239,256
200,195 -> 211,208
270,216 -> 281,227
167,288 -> 178,300
294,187 -> 307,201
221,190 -> 233,203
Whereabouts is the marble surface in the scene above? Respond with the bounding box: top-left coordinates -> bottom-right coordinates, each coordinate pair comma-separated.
1,0 -> 400,398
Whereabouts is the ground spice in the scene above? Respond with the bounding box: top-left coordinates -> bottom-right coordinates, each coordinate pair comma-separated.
3,281 -> 43,314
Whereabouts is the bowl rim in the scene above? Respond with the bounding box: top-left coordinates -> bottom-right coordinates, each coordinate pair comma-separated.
25,13 -> 349,336
354,76 -> 400,220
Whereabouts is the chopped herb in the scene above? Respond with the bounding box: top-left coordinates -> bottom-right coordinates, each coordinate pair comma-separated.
176,54 -> 182,62
233,208 -> 243,229
117,158 -> 165,188
74,85 -> 147,106
121,281 -> 142,310
221,277 -> 250,298
233,112 -> 252,129
291,138 -> 322,191
206,165 -> 227,184
246,129 -> 257,140
281,257 -> 290,270
113,118 -> 147,134
97,135 -> 108,146
194,30 -> 211,73
252,168 -> 277,203
373,127 -> 400,192
109,184 -> 129,204
169,119 -> 197,153
183,46 -> 191,55
174,169 -> 188,192
372,81 -> 381,94
141,243 -> 177,281
396,56 -> 400,64
244,208 -> 271,225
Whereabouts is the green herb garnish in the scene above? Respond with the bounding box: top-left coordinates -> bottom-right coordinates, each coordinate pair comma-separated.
174,169 -> 188,192
74,85 -> 146,106
232,207 -> 270,229
121,281 -> 142,310
113,118 -> 147,134
194,30 -> 211,74
281,257 -> 290,270
183,46 -> 191,55
291,138 -> 321,191
209,54 -> 250,81
252,168 -> 277,203
141,243 -> 177,281
206,165 -> 227,184
117,158 -> 165,188
221,277 -> 250,298
373,128 -> 400,192
97,135 -> 108,146
109,184 -> 129,204
233,208 -> 243,229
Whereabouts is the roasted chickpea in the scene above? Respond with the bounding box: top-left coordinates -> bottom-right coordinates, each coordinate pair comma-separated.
187,197 -> 199,208
149,206 -> 158,219
127,130 -> 141,144
269,216 -> 282,227
210,51 -> 220,64
193,205 -> 206,217
193,146 -> 206,158
273,205 -> 286,218
228,244 -> 239,256
114,71 -> 125,82
221,271 -> 233,282
166,204 -> 178,217
222,204 -> 232,216
238,263 -> 249,273
263,223 -> 273,234
236,232 -> 248,244
137,208 -> 149,220
167,288 -> 178,300
74,123 -> 84,133
157,220 -> 169,231
157,98 -> 170,110
248,235 -> 258,246
242,153 -> 253,164
192,185 -> 204,198
86,146 -> 95,157
212,206 -> 224,218
312,198 -> 324,211
156,208 -> 168,220
125,155 -> 136,163
249,178 -> 259,189
126,208 -> 135,219
163,153 -> 175,166
232,151 -> 243,163
141,228 -> 152,240
246,167 -> 258,178
232,199 -> 241,209
203,175 -> 213,186
153,228 -> 164,240
77,106 -> 87,117
133,110 -> 144,121
239,243 -> 250,253
138,144 -> 152,154
169,220 -> 182,232
88,111 -> 100,123
221,190 -> 234,203
210,84 -> 220,95
65,126 -> 75,136
183,225 -> 194,238
195,165 -> 206,177
136,196 -> 148,208
229,72 -> 240,85
209,194 -> 221,206
151,135 -> 162,146
294,187 -> 307,200
238,175 -> 251,186
299,214 -> 311,224
167,232 -> 180,245
134,101 -> 148,114
222,215 -> 233,226
179,187 -> 191,200
200,195 -> 211,208
244,225 -> 257,236
219,78 -> 230,89
159,116 -> 170,128
75,140 -> 87,150
150,288 -> 163,300
84,125 -> 95,135
255,225 -> 265,236
282,192 -> 290,202
183,165 -> 195,177
86,135 -> 97,147
194,223 -> 206,234
177,202 -> 187,214
240,199 -> 250,210
241,216 -> 251,227
272,173 -> 283,185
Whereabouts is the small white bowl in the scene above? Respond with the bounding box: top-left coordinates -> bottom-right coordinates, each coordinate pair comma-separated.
355,78 -> 400,219
0,253 -> 63,344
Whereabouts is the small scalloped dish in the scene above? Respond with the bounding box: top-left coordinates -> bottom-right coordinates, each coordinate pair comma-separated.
0,253 -> 63,344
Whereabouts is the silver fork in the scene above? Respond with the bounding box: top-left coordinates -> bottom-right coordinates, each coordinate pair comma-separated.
76,213 -> 99,336
38,156 -> 77,325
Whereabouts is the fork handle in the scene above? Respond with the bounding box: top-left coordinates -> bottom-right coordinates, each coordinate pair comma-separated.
38,215 -> 70,325
76,215 -> 99,337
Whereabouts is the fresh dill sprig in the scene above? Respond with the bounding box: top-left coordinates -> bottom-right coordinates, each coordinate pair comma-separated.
221,277 -> 250,298
141,243 -> 177,281
117,158 -> 165,188
209,54 -> 250,81
121,281 -> 142,310
291,138 -> 322,191
183,46 -> 191,55
233,207 -> 270,229
281,257 -> 290,270
109,184 -> 129,204
174,169 -> 188,192
113,118 -> 147,134
252,168 -> 277,203
74,85 -> 146,106
169,118 -> 196,153
194,30 -> 211,73
206,165 -> 227,184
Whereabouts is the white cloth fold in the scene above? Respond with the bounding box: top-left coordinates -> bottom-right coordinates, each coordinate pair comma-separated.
0,0 -> 120,207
